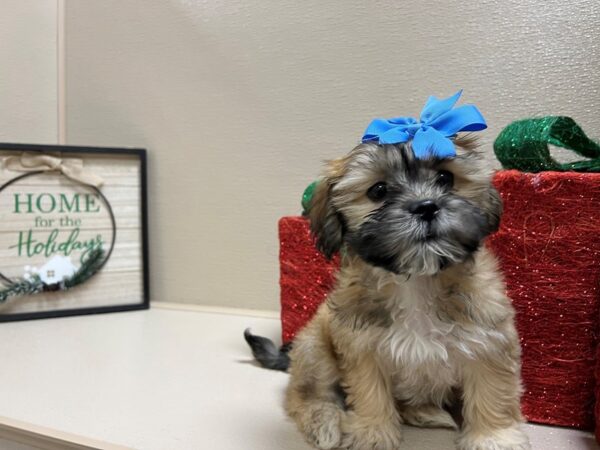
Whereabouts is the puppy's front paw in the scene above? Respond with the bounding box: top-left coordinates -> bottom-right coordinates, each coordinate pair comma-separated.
341,413 -> 402,450
302,404 -> 343,450
457,425 -> 531,450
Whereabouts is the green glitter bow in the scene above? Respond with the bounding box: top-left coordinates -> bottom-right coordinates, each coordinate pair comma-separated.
494,117 -> 600,172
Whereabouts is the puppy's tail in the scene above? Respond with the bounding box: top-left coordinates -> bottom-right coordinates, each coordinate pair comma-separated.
244,328 -> 291,371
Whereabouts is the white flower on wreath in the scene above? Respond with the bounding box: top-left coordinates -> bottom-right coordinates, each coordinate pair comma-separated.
24,256 -> 78,284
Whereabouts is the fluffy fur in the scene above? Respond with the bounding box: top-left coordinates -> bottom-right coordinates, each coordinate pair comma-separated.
252,138 -> 529,450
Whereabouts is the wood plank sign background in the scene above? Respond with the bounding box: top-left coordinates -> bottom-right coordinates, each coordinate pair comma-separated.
0,143 -> 149,321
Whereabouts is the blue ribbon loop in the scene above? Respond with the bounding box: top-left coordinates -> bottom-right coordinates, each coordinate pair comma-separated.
361,90 -> 487,159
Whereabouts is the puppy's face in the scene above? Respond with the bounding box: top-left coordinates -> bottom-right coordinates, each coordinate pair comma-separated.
309,139 -> 501,275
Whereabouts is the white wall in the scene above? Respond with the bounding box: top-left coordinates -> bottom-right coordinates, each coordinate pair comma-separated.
0,0 -> 58,144
63,0 -> 599,310
0,0 -> 57,431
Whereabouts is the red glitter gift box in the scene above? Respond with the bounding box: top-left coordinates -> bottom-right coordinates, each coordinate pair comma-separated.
279,170 -> 600,433
279,216 -> 339,344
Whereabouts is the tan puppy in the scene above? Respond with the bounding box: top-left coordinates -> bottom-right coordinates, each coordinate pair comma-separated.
246,138 -> 529,450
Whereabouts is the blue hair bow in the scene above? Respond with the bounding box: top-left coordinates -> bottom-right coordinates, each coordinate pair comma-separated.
361,90 -> 487,159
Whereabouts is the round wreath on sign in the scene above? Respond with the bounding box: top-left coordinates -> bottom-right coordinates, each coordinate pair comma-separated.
0,153 -> 116,304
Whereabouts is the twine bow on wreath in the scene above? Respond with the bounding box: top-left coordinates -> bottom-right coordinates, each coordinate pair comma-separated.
3,153 -> 105,187
494,116 -> 600,173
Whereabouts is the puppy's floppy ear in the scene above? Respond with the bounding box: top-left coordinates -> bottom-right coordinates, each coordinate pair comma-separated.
483,184 -> 503,234
454,135 -> 503,234
308,160 -> 346,259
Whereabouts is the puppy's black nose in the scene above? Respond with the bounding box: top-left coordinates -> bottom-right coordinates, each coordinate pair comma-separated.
409,200 -> 440,222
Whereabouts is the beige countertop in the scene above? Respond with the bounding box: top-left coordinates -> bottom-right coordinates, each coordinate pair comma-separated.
0,303 -> 597,450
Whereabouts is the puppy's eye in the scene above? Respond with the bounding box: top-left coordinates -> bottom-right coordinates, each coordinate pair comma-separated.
436,170 -> 454,188
367,182 -> 388,201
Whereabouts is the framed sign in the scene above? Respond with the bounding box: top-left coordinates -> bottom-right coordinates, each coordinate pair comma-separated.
0,143 -> 149,321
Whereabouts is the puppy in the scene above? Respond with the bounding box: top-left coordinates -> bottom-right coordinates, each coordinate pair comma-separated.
246,137 -> 529,450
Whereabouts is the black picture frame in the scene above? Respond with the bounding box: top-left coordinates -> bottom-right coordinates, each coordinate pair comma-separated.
0,142 -> 150,322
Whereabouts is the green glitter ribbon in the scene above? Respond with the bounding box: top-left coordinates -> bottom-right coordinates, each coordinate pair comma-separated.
494,117 -> 600,173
